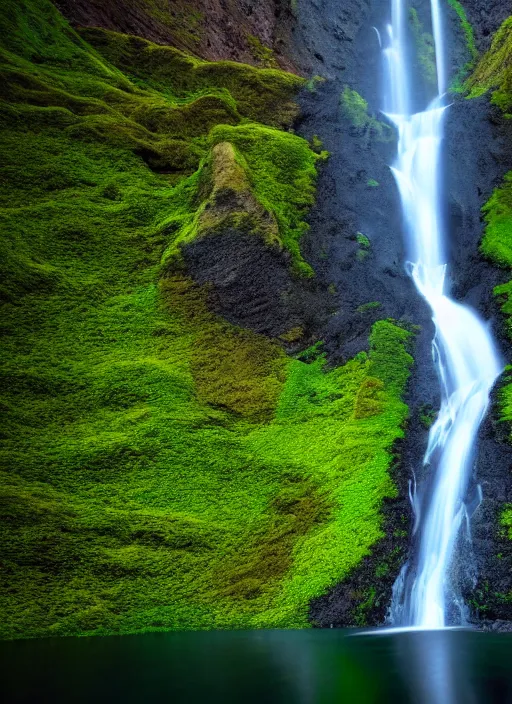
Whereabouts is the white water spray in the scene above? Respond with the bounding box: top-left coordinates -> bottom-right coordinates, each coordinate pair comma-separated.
385,0 -> 502,628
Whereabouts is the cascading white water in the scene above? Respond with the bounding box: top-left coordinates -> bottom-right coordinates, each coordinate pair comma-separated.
384,0 -> 502,628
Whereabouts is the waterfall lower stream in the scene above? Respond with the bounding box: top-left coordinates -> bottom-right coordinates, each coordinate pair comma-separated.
384,0 -> 502,628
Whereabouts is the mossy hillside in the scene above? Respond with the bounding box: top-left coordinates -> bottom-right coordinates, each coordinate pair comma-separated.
0,128 -> 414,636
79,27 -> 304,129
0,106 -> 414,636
465,16 -> 512,108
161,129 -> 325,278
0,0 -> 322,288
0,0 -> 414,638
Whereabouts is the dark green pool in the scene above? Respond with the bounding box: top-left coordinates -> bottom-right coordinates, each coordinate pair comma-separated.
2,628 -> 512,703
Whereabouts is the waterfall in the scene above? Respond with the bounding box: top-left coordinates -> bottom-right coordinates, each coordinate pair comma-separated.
384,0 -> 502,628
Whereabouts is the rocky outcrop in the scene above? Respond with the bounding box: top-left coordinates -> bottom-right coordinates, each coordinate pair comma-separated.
169,141 -> 324,337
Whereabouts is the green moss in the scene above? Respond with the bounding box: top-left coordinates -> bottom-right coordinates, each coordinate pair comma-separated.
481,174 -> 512,266
448,0 -> 478,61
354,587 -> 377,627
465,17 -> 512,109
409,8 -> 437,86
355,232 -> 371,261
340,86 -> 392,142
247,35 -> 278,69
159,125 -> 323,277
418,404 -> 437,429
207,124 -> 324,276
446,1 -> 478,91
311,135 -> 323,152
139,0 -> 204,48
80,27 -> 304,129
0,0 -> 415,639
305,75 -> 325,93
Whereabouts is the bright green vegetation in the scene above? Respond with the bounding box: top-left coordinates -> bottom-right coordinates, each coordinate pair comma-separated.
501,508 -> 512,539
448,0 -> 478,61
481,177 -> 512,433
356,232 -> 371,261
466,17 -> 512,111
409,8 -> 436,86
306,75 -> 325,93
447,0 -> 478,91
367,179 -> 379,187
0,0 -> 414,639
481,174 -> 512,267
340,86 -> 392,142
160,125 -> 325,278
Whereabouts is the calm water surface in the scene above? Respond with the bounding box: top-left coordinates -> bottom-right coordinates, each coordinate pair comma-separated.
2,629 -> 512,703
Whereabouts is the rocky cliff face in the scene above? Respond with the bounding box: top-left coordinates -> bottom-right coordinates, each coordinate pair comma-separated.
457,0 -> 511,50
54,0 -> 299,70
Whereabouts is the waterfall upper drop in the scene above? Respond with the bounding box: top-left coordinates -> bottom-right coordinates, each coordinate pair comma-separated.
384,0 -> 502,628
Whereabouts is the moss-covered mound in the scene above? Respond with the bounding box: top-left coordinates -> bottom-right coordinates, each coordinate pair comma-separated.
0,0 -> 414,639
465,16 -> 512,111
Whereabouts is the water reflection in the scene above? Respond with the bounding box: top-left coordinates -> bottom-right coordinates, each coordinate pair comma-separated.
2,629 -> 512,703
395,630 -> 474,704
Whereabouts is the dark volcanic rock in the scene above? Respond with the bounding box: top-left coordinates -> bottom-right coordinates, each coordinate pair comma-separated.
184,231 -> 321,337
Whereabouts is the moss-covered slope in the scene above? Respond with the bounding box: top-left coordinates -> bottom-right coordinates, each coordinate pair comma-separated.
0,0 -> 414,639
465,16 -> 512,111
